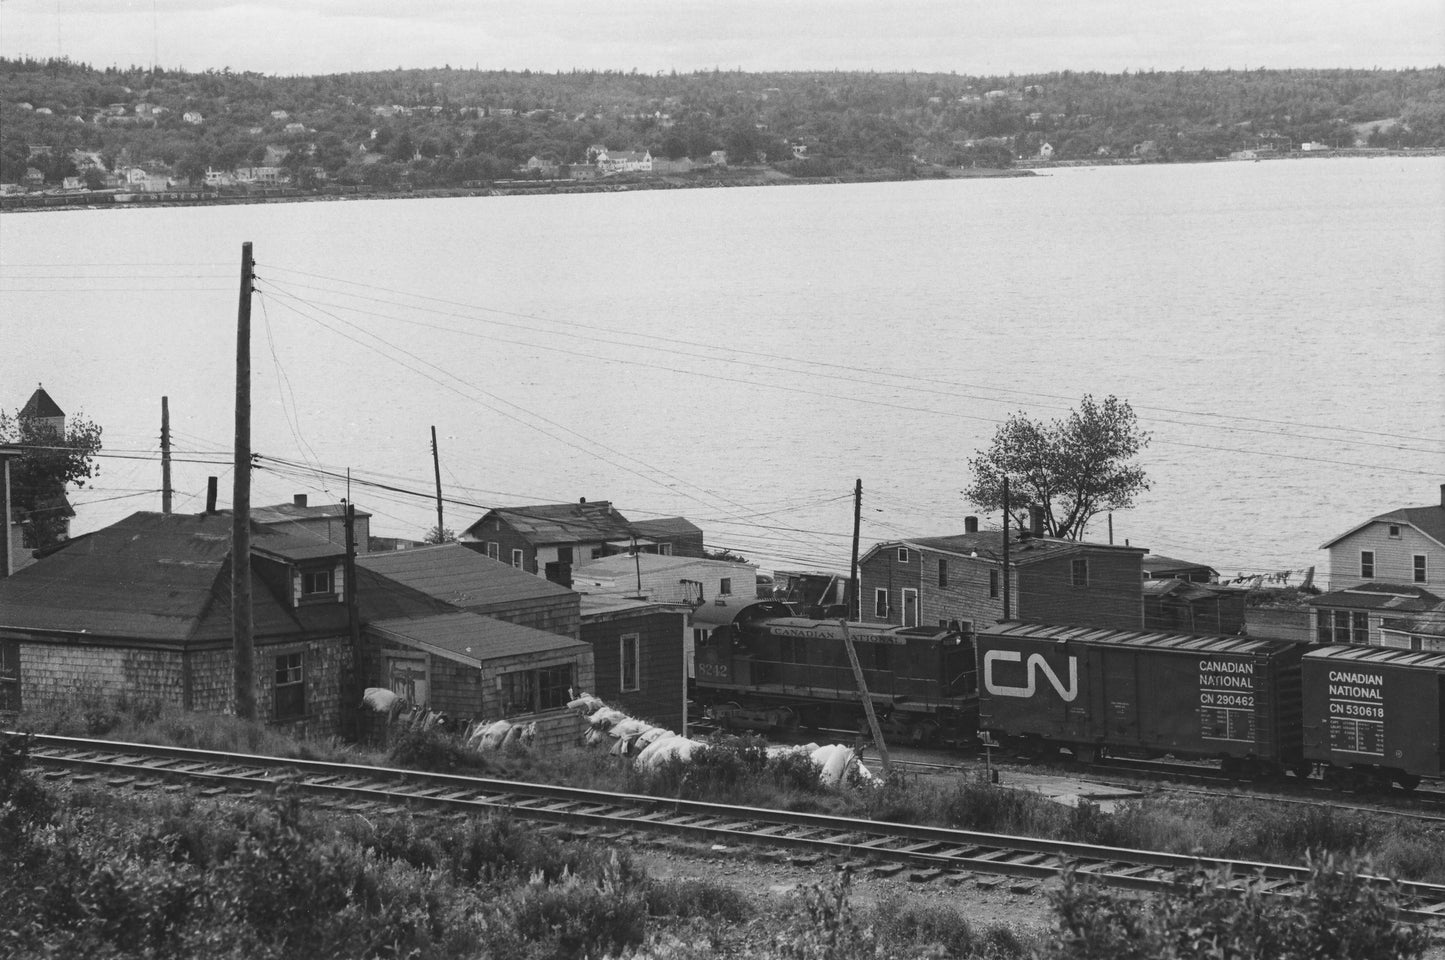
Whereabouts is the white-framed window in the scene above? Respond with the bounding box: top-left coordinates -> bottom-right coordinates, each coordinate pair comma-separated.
873,588 -> 888,618
1360,551 -> 1375,579
301,568 -> 332,596
1388,524 -> 1402,538
1070,558 -> 1089,587
897,547 -> 909,563
486,541 -> 500,560
720,577 -> 732,595
511,548 -> 524,569
658,543 -> 673,556
901,588 -> 919,627
620,633 -> 640,692
274,651 -> 305,720
1318,609 -> 1368,644
1416,555 -> 1428,584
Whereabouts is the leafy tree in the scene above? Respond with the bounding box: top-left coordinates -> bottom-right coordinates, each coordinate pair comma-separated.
0,407 -> 103,550
704,547 -> 748,563
964,394 -> 1149,540
423,525 -> 456,544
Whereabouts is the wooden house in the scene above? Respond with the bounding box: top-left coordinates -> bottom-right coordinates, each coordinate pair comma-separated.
859,514 -> 1146,633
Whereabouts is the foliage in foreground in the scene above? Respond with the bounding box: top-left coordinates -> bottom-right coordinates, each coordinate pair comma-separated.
2,732 -> 1435,959
1045,856 -> 1430,960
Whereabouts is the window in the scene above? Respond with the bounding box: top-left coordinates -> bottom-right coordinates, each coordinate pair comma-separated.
897,547 -> 909,563
1388,525 -> 1401,538
938,558 -> 948,589
274,651 -> 305,720
486,541 -> 499,560
1360,551 -> 1375,579
301,568 -> 332,596
720,577 -> 732,596
1071,558 -> 1089,587
502,663 -> 574,715
659,543 -> 673,556
874,588 -> 888,619
0,640 -> 20,713
989,569 -> 999,599
620,634 -> 640,692
511,548 -> 524,569
1416,555 -> 1428,584
1318,609 -> 1369,644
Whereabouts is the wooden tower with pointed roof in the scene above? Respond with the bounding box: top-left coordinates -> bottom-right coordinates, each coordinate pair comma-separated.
19,385 -> 65,438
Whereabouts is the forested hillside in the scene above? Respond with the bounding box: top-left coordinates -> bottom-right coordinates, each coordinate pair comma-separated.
3,58 -> 1442,188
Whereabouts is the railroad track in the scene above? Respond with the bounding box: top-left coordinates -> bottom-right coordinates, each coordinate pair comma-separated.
11,732 -> 1445,926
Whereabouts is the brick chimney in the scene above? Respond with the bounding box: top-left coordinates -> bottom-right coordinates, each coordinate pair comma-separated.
1029,505 -> 1045,538
964,516 -> 979,533
293,494 -> 308,508
205,477 -> 217,514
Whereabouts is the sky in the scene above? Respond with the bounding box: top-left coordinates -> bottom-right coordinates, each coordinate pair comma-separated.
1,0 -> 1441,76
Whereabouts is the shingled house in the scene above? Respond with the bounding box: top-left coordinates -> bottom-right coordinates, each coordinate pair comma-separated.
859,514 -> 1147,633
0,514 -> 599,748
0,511 -> 354,736
459,499 -> 702,586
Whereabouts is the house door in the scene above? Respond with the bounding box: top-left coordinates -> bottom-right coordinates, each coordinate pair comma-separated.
901,588 -> 919,627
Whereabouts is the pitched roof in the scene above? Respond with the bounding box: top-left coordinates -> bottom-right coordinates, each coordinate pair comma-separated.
629,517 -> 702,539
1380,601 -> 1445,639
357,543 -> 575,612
1308,582 -> 1441,613
368,612 -> 587,665
252,501 -> 372,524
463,501 -> 634,545
19,386 -> 64,420
1320,498 -> 1445,549
0,510 -> 344,643
862,531 -> 1145,567
1141,555 -> 1219,577
571,552 -> 747,580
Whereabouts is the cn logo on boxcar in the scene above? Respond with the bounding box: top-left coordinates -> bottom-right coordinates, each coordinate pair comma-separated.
983,650 -> 1079,702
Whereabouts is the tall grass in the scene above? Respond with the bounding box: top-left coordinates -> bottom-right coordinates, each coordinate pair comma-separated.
19,698 -> 1445,884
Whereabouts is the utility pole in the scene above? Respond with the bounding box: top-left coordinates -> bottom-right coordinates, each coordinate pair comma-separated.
430,425 -> 444,539
848,478 -> 861,620
1000,477 -> 1011,623
840,479 -> 890,776
344,500 -> 362,738
160,396 -> 172,515
232,241 -> 256,722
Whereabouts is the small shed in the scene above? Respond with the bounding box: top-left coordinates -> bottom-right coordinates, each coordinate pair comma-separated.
1141,555 -> 1219,583
580,595 -> 688,731
367,611 -> 593,751
1143,579 -> 1246,635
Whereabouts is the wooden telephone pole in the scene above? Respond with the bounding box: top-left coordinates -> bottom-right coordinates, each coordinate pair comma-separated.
160,396 -> 172,514
232,242 -> 256,721
841,478 -> 890,775
430,425 -> 444,539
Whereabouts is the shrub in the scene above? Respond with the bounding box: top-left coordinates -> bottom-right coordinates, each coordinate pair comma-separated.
505,853 -> 649,959
1044,853 -> 1431,960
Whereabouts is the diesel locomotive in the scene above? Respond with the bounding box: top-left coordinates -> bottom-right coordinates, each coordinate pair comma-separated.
689,601 -> 977,743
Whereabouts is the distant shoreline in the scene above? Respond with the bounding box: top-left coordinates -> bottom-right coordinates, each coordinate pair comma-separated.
4,149 -> 1441,213
0,166 -> 1033,213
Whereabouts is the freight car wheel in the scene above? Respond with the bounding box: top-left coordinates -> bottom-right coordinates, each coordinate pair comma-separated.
1072,744 -> 1100,764
1394,774 -> 1421,792
1291,761 -> 1315,781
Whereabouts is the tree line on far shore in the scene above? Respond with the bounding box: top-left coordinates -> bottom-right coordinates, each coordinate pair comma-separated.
3,59 -> 1443,189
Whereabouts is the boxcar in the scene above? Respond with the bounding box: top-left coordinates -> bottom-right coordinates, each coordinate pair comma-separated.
1301,645 -> 1445,790
976,622 -> 1307,777
691,606 -> 976,743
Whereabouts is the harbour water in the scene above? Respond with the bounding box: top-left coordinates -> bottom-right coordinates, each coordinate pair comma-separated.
1,157 -> 1441,581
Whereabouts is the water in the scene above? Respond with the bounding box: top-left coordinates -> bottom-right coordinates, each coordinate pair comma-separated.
1,157 -> 1441,583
